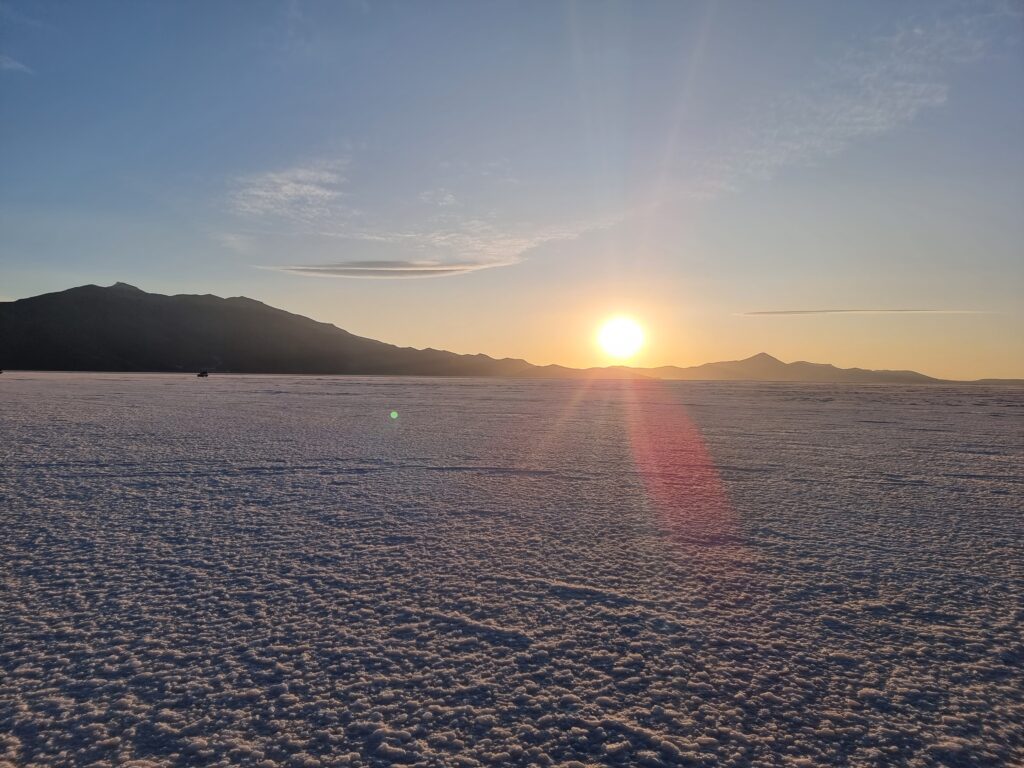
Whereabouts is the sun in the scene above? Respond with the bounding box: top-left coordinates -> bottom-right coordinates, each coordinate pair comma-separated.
597,316 -> 645,360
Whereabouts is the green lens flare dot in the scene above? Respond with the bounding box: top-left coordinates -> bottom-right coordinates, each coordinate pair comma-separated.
389,411 -> 399,420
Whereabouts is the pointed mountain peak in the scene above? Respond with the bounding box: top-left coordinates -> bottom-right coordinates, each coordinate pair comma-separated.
746,352 -> 782,364
109,282 -> 144,292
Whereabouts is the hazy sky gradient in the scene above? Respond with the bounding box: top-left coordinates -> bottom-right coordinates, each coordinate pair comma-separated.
2,0 -> 1022,378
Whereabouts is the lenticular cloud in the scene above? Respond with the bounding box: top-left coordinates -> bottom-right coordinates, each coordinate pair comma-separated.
266,259 -> 504,278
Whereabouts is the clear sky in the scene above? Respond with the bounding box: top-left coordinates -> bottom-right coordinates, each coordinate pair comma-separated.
1,0 -> 1022,378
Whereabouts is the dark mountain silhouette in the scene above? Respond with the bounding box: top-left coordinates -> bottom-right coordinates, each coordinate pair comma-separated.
0,283 -> 572,377
0,284 -> 1017,384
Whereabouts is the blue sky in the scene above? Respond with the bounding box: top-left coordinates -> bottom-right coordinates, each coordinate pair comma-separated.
1,0 -> 1022,377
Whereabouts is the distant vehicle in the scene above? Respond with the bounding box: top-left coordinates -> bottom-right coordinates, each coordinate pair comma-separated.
197,370 -> 209,378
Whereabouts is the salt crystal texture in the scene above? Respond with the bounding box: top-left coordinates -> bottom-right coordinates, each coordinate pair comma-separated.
1,373 -> 1021,766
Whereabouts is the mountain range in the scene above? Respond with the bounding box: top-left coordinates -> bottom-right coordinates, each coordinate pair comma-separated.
0,283 -> 1016,384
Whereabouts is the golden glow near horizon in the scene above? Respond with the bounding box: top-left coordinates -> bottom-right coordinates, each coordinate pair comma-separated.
597,316 -> 645,360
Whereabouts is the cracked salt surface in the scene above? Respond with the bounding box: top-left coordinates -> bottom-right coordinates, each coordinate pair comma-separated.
1,373 -> 1021,767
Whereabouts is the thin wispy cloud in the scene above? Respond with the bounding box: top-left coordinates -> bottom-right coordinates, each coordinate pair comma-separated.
744,309 -> 989,316
228,159 -> 613,278
215,232 -> 255,254
322,216 -> 609,263
0,54 -> 32,74
418,187 -> 460,207
684,5 -> 1013,198
230,160 -> 352,222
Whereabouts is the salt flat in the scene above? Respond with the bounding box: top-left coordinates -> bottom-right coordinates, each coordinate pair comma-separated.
1,373 -> 1021,767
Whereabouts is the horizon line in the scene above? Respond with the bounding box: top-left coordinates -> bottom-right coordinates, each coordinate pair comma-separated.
743,309 -> 991,316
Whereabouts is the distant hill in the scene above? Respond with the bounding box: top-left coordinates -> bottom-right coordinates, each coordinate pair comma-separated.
0,283 -> 1017,384
644,352 -> 940,384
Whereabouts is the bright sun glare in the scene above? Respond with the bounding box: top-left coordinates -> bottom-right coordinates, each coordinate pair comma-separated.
597,316 -> 645,360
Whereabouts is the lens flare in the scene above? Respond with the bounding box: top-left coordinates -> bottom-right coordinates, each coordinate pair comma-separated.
621,380 -> 740,547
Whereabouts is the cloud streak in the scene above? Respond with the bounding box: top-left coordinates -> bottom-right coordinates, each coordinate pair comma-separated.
683,5 -> 1012,198
0,54 -> 32,74
744,309 -> 989,316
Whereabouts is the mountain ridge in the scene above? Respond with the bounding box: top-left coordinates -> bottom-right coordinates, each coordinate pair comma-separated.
1,284 -> 1018,384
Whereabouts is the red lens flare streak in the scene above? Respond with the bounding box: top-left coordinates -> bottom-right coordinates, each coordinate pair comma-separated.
621,379 -> 740,546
